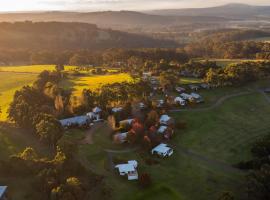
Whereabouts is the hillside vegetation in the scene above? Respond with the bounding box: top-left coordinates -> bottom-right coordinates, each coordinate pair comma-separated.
0,22 -> 175,51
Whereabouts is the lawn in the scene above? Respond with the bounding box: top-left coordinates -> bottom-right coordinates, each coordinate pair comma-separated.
0,65 -> 76,73
0,72 -> 38,121
172,92 -> 270,164
60,73 -> 134,95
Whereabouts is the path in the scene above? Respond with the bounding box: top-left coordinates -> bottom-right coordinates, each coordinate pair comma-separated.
80,123 -> 101,145
257,88 -> 270,103
170,91 -> 253,113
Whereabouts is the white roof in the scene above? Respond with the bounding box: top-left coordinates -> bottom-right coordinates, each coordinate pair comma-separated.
191,93 -> 201,98
152,143 -> 171,154
128,160 -> 138,168
160,115 -> 171,122
0,186 -> 7,198
174,97 -> 184,102
115,164 -> 135,173
158,126 -> 168,134
93,107 -> 102,113
112,107 -> 123,113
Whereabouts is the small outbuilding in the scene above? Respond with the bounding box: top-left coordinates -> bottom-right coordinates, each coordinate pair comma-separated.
112,107 -> 123,113
175,86 -> 186,93
151,143 -> 173,157
59,116 -> 90,128
190,93 -> 204,103
174,97 -> 186,106
159,115 -> 171,125
115,160 -> 138,180
180,93 -> 194,101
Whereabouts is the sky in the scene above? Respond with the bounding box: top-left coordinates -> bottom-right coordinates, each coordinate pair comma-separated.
0,0 -> 270,12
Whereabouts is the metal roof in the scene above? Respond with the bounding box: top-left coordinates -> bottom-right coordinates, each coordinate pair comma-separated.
59,115 -> 89,126
0,186 -> 7,198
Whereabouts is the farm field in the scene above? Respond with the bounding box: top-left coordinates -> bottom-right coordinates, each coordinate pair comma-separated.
0,72 -> 38,121
0,65 -> 77,73
60,73 -> 134,95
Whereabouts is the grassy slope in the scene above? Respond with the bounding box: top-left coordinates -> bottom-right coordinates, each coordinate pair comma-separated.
172,93 -> 270,164
0,72 -> 38,121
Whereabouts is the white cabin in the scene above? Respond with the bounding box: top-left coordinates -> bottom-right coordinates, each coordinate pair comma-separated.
174,97 -> 186,106
115,160 -> 138,180
180,93 -> 194,101
159,115 -> 171,125
151,143 -> 173,157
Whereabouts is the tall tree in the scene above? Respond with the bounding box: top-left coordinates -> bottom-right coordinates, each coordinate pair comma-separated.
35,114 -> 63,150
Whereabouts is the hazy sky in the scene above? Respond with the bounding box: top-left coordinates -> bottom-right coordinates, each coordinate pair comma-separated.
0,0 -> 270,12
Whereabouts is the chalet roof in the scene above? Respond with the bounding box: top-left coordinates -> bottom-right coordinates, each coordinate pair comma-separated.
93,107 -> 102,113
174,97 -> 185,102
115,160 -> 138,173
158,126 -> 168,134
190,93 -> 201,99
112,107 -> 123,113
152,143 -> 171,154
60,116 -> 89,126
0,186 -> 7,198
160,115 -> 171,123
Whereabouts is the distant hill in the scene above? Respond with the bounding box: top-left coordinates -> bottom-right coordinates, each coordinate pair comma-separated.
147,4 -> 270,19
0,21 -> 176,51
0,11 -> 228,30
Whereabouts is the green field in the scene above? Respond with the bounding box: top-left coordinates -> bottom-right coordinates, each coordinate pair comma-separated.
0,65 -> 76,73
0,72 -> 38,121
60,73 -> 134,95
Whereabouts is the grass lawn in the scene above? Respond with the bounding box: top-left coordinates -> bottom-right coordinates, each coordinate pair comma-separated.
0,72 -> 38,121
172,93 -> 270,164
60,73 -> 134,95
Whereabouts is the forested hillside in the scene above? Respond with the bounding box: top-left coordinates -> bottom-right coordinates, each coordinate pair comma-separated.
0,21 -> 176,51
